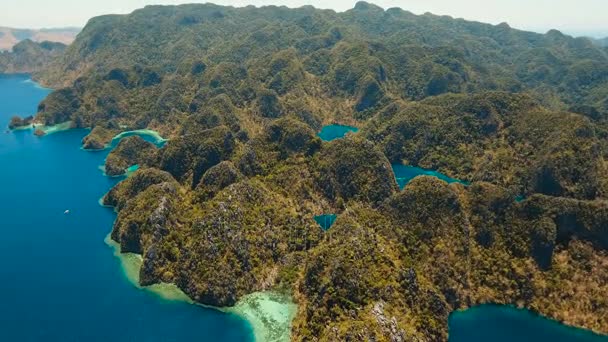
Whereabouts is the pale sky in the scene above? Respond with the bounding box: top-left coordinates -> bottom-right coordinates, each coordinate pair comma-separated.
1,0 -> 607,37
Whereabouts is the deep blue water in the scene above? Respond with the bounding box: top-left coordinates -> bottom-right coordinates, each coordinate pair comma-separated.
449,305 -> 608,342
0,74 -> 253,341
392,164 -> 468,189
317,124 -> 359,141
313,214 -> 337,230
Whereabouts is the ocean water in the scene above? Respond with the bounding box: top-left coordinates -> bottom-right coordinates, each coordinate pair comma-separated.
0,74 -> 253,341
449,305 -> 608,342
317,124 -> 359,141
392,164 -> 468,189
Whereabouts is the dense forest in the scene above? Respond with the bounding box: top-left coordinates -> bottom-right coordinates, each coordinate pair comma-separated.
14,2 -> 608,341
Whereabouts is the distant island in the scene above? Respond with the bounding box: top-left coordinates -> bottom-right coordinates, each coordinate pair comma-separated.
9,2 -> 608,341
0,27 -> 79,51
0,39 -> 66,74
0,27 -> 79,74
592,36 -> 608,47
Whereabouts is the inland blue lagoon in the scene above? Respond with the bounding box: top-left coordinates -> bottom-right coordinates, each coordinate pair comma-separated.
392,164 -> 468,189
317,124 -> 359,141
449,305 -> 608,342
0,74 -> 253,341
313,214 -> 337,231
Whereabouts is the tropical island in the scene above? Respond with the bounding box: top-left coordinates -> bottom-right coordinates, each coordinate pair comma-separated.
7,2 -> 608,341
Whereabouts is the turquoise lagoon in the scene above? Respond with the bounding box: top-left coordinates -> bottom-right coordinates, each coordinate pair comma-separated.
392,164 -> 468,189
317,124 -> 359,141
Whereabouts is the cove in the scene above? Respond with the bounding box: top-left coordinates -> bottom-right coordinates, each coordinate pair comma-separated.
109,129 -> 168,149
392,164 -> 468,189
0,74 -> 253,341
314,214 -> 337,230
317,124 -> 359,141
449,305 -> 608,342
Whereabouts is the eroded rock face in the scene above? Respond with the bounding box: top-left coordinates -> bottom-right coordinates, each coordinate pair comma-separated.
315,137 -> 398,205
116,179 -> 322,307
371,302 -> 408,342
105,135 -> 157,176
294,208 -> 450,341
36,88 -> 80,126
517,195 -> 608,251
386,176 -> 468,241
103,168 -> 177,210
158,125 -> 235,187
111,182 -> 178,254
194,161 -> 241,201
264,117 -> 321,157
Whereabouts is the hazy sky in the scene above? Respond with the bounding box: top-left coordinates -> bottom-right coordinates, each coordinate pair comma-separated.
2,0 -> 607,37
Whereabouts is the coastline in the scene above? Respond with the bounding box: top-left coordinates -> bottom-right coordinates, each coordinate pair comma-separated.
109,129 -> 168,148
10,121 -> 73,135
104,234 -> 297,342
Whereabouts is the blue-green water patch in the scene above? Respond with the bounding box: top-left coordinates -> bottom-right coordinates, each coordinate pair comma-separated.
314,214 -> 337,230
0,74 -> 253,341
125,164 -> 140,175
515,195 -> 526,202
317,124 -> 359,141
108,129 -> 167,149
392,164 -> 468,190
449,304 -> 608,341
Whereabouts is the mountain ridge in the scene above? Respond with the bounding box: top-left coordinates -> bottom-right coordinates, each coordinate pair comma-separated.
0,39 -> 66,74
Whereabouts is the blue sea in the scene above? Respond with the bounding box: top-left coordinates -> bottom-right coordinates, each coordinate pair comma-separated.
0,74 -> 253,341
392,163 -> 468,189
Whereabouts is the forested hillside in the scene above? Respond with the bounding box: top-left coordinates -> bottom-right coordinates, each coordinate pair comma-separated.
20,2 -> 608,341
0,40 -> 66,74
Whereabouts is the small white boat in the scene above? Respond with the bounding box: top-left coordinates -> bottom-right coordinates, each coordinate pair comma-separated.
64,210 -> 70,214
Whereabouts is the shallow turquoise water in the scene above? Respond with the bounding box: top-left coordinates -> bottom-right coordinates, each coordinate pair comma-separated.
449,305 -> 608,341
392,164 -> 468,189
108,130 -> 166,149
317,124 -> 359,141
313,214 -> 337,230
0,74 -> 253,341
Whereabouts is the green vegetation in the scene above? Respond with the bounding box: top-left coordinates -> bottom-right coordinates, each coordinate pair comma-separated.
104,136 -> 157,176
8,115 -> 33,129
29,2 -> 608,340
